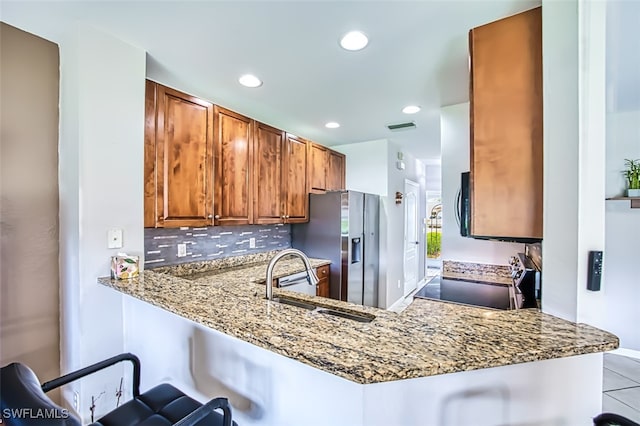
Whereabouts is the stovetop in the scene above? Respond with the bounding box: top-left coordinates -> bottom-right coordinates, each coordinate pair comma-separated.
414,276 -> 511,310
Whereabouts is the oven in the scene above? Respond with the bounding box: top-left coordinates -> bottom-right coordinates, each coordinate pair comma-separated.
509,252 -> 541,309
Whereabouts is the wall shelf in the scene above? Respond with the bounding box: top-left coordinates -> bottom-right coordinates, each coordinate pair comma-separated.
606,196 -> 640,208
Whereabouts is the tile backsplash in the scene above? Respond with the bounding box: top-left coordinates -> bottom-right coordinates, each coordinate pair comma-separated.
144,224 -> 291,268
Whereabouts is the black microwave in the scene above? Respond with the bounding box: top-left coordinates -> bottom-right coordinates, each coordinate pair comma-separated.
455,172 -> 471,237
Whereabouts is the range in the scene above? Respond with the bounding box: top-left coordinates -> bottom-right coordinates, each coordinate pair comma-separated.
414,276 -> 511,310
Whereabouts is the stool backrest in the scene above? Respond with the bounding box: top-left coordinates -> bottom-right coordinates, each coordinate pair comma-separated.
1,363 -> 81,426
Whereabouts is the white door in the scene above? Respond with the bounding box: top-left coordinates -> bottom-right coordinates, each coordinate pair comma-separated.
404,179 -> 420,296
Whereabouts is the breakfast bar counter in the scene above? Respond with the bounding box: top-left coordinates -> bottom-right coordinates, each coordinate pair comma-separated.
98,250 -> 618,425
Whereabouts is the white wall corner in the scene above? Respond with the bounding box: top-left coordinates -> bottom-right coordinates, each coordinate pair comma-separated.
541,0 -> 581,322
541,0 -> 608,326
575,0 -> 607,327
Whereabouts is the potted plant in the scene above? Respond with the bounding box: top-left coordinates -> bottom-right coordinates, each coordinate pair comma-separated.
623,158 -> 640,197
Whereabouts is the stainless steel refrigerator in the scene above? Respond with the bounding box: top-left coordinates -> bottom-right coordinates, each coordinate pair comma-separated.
291,191 -> 379,307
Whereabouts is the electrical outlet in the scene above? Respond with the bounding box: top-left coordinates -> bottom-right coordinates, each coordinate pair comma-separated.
249,237 -> 256,249
107,228 -> 123,249
73,391 -> 79,411
177,243 -> 187,257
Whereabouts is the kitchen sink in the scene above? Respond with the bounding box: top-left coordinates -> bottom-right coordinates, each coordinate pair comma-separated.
271,297 -> 317,310
271,297 -> 375,323
315,308 -> 375,323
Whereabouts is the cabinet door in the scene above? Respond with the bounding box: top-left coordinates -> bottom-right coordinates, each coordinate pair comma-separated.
143,80 -> 158,227
470,7 -> 542,239
214,106 -> 253,225
253,122 -> 285,224
308,142 -> 328,193
155,84 -> 213,227
315,265 -> 330,298
326,149 -> 345,191
284,134 -> 309,223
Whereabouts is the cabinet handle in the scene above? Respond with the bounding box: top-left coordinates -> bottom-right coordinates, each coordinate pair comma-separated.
286,215 -> 290,219
214,215 -> 220,219
281,215 -> 286,219
207,214 -> 213,219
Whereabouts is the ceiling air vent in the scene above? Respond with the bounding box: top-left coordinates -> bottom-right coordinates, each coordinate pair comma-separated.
387,121 -> 416,132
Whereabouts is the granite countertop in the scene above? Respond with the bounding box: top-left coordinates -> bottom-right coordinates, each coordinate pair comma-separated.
99,252 -> 618,385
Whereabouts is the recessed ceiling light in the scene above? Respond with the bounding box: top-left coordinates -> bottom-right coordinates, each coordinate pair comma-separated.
402,105 -> 421,114
340,31 -> 369,51
238,74 -> 262,88
325,122 -> 340,129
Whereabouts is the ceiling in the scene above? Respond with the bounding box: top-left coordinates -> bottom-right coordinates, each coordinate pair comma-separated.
2,0 -> 542,161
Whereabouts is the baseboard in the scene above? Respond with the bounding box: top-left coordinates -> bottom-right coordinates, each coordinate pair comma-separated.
387,279 -> 428,311
387,297 -> 405,311
608,348 -> 640,360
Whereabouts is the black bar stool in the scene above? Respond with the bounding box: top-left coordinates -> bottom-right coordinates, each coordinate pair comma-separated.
1,353 -> 235,426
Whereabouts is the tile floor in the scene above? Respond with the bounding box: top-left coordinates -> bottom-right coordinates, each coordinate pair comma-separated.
603,353 -> 640,423
390,272 -> 640,423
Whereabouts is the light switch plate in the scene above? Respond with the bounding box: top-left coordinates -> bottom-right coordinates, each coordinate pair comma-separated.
108,228 -> 123,249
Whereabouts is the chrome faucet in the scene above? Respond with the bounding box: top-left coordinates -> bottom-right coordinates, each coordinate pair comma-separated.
265,248 -> 320,300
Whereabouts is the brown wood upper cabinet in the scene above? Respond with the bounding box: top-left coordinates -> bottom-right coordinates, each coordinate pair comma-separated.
327,149 -> 346,191
144,81 -> 344,228
283,134 -> 310,223
252,129 -> 310,224
213,106 -> 254,226
307,142 -> 345,193
308,142 -> 328,193
469,7 -> 542,240
252,122 -> 285,224
144,81 -> 214,228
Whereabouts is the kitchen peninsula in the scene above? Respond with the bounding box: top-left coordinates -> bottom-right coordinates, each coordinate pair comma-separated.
99,251 -> 617,426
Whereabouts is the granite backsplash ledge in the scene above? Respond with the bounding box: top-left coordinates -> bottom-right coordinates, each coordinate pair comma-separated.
144,224 -> 291,268
442,260 -> 512,284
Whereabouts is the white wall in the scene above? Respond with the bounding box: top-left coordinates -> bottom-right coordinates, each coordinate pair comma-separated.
604,110 -> 640,350
339,139 -> 389,196
385,141 -> 427,305
602,0 -> 640,352
56,25 -> 146,419
424,159 -> 441,193
335,139 -> 427,308
440,103 -> 524,265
